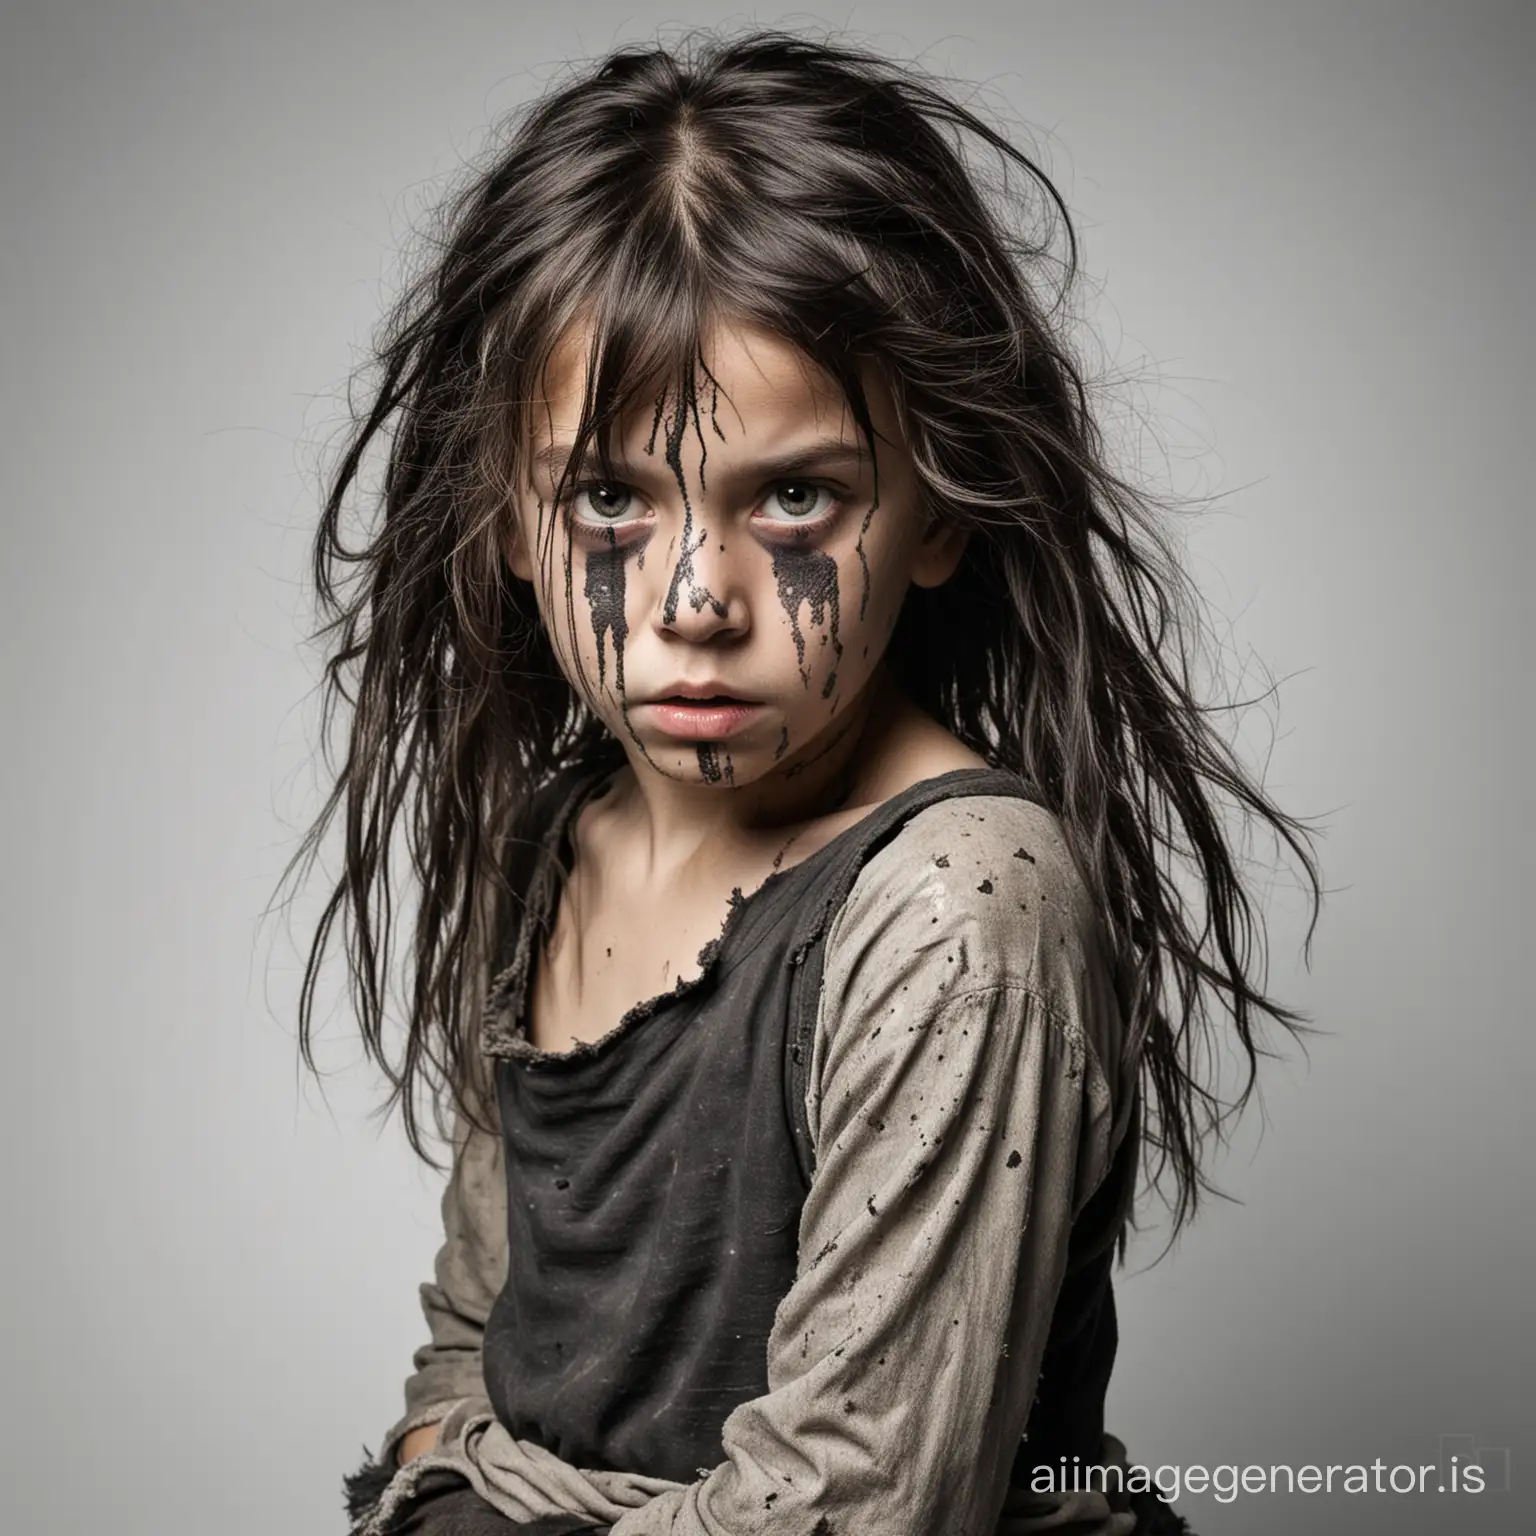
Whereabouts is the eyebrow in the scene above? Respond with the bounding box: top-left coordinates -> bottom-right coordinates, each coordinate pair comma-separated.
529,436 -> 872,485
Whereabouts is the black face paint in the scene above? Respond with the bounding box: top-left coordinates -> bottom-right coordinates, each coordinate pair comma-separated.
661,375 -> 729,625
555,492 -> 613,724
554,479 -> 654,766
544,489 -> 574,642
771,541 -> 843,698
583,524 -> 628,696
663,508 -> 724,624
698,351 -> 728,444
773,725 -> 790,761
854,503 -> 876,622
696,743 -> 723,782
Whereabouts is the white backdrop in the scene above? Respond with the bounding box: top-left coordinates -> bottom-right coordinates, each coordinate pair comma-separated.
1,3 -> 1529,1533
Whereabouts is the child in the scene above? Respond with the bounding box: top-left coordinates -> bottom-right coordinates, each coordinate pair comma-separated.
293,30 -> 1321,1536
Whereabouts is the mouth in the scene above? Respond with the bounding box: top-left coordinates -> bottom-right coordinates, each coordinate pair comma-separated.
648,684 -> 759,704
642,693 -> 765,741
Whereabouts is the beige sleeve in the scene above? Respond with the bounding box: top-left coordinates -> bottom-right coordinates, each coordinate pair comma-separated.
377,1110 -> 508,1467
604,795 -> 1132,1536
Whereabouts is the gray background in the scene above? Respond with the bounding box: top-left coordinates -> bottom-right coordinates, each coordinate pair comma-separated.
1,2 -> 1529,1533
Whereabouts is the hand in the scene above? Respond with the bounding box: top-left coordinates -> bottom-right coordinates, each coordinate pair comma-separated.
398,1421 -> 442,1465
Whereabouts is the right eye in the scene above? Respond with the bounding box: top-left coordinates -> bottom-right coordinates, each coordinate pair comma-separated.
569,482 -> 635,522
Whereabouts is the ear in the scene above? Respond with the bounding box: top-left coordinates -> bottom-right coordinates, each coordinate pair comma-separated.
909,515 -> 970,589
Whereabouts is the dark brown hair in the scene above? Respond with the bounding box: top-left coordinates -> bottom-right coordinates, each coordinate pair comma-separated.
287,29 -> 1323,1238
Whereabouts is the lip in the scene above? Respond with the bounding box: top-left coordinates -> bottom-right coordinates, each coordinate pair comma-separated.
641,698 -> 765,740
647,682 -> 759,702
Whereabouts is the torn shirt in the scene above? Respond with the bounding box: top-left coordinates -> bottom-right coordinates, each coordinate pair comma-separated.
359,790 -> 1139,1536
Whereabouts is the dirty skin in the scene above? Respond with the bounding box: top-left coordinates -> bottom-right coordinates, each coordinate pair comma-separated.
563,488 -> 656,767
573,368 -> 867,799
772,539 -> 843,698
583,525 -> 628,695
661,372 -> 729,629
553,490 -> 632,754
853,494 -> 877,621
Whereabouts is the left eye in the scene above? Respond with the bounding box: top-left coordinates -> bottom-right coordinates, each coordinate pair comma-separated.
759,482 -> 837,522
572,484 -> 635,521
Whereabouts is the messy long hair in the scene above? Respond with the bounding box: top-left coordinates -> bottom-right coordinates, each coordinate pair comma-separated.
288,29 -> 1322,1236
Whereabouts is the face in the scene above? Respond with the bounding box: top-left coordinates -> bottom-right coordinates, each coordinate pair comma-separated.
507,319 -> 967,788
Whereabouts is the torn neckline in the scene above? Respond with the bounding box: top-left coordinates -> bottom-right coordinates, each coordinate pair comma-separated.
481,761 -> 1022,1068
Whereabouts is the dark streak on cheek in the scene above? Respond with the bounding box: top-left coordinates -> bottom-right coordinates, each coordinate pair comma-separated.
773,725 -> 790,761
696,743 -> 723,783
583,525 -> 629,696
555,499 -> 585,695
771,541 -> 843,697
562,489 -> 653,766
854,501 -> 876,622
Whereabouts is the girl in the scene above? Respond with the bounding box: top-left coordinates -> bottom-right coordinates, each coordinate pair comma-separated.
293,30 -> 1321,1536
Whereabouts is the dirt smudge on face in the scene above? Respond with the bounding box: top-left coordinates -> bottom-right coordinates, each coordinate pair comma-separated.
661,372 -> 729,626
854,501 -> 876,621
662,504 -> 720,628
772,541 -> 842,696
583,525 -> 629,695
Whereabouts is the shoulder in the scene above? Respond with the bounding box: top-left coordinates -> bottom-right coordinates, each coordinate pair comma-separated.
818,794 -> 1125,1068
827,795 -> 1102,990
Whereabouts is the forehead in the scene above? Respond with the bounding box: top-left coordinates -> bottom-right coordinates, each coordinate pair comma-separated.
529,316 -> 889,458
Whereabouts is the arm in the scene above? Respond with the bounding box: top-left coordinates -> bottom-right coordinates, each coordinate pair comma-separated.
379,1108 -> 509,1467
605,796 -> 1126,1536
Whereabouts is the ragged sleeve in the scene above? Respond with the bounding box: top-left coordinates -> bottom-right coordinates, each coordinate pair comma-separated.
376,1108 -> 508,1467
604,794 -> 1131,1536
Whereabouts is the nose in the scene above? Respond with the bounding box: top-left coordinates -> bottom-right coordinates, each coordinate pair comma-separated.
651,516 -> 751,643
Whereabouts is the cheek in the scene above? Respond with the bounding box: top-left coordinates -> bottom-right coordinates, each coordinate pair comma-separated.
519,523 -> 590,675
763,522 -> 910,713
535,533 -> 654,711
845,511 -> 918,642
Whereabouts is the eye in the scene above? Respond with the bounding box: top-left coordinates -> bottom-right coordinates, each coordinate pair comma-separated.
569,482 -> 636,522
758,481 -> 839,524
